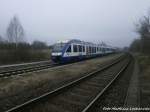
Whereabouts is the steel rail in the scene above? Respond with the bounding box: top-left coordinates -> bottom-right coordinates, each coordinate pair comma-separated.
5,54 -> 126,112
0,60 -> 51,68
81,56 -> 131,112
0,63 -> 58,78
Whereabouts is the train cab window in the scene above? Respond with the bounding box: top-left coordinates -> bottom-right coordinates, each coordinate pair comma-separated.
66,45 -> 71,52
52,43 -> 66,52
79,45 -> 82,52
73,45 -> 78,52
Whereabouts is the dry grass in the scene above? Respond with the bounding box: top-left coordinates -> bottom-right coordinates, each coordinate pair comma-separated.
0,53 -> 122,111
134,53 -> 150,107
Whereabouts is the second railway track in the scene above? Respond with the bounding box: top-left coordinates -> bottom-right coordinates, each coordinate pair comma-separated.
0,54 -> 122,78
5,53 -> 132,112
0,61 -> 59,78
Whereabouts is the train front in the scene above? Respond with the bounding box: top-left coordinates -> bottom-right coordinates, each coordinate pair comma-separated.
51,42 -> 66,63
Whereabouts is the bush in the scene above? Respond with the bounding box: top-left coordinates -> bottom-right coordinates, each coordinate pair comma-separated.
136,54 -> 150,71
0,42 -> 50,65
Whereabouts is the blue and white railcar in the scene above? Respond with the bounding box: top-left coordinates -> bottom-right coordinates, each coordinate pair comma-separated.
51,39 -> 116,63
51,39 -> 85,63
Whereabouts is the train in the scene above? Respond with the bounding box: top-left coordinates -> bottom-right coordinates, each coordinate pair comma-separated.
51,39 -> 116,63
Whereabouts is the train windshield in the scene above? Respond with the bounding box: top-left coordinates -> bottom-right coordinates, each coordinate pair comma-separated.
52,43 -> 66,52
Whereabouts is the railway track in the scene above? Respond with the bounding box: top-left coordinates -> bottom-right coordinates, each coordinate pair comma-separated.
0,54 -> 122,78
0,61 -> 59,78
5,53 -> 132,112
82,56 -> 133,112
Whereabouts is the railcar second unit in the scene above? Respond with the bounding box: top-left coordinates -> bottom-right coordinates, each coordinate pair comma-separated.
51,39 -> 115,63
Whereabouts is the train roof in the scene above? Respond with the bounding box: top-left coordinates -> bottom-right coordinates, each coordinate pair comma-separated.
56,39 -> 115,48
56,39 -> 95,45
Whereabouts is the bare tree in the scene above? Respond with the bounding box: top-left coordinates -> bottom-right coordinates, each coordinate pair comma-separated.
135,11 -> 150,54
6,15 -> 25,47
136,16 -> 150,37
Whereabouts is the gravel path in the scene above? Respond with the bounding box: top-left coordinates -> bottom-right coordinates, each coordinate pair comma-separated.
124,59 -> 140,108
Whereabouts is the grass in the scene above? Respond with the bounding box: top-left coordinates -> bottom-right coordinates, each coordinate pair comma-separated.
0,49 -> 51,65
135,53 -> 150,71
134,53 -> 150,107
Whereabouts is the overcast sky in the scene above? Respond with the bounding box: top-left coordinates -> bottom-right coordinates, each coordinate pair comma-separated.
0,0 -> 150,47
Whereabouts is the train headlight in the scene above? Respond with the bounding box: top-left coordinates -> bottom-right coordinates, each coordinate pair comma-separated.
51,52 -> 62,56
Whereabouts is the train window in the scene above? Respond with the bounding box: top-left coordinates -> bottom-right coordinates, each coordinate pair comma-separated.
92,47 -> 95,53
99,47 -> 101,51
83,46 -> 85,52
89,46 -> 92,53
104,48 -> 106,51
97,47 -> 98,52
102,48 -> 104,52
79,45 -> 82,52
100,47 -> 102,51
90,47 -> 91,53
93,47 -> 94,53
66,45 -> 71,52
91,47 -> 93,53
93,47 -> 95,53
73,45 -> 78,52
86,46 -> 89,53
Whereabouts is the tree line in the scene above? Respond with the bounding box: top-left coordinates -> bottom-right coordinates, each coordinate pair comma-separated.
0,15 -> 49,49
0,15 -> 51,64
130,10 -> 150,54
